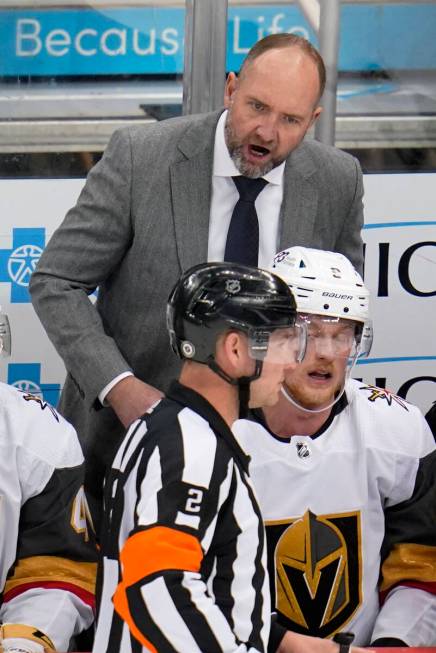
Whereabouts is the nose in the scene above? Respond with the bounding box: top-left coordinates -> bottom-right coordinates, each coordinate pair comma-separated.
255,114 -> 277,143
314,336 -> 336,360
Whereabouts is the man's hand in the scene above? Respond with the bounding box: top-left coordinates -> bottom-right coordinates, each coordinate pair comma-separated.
276,631 -> 373,653
106,376 -> 164,428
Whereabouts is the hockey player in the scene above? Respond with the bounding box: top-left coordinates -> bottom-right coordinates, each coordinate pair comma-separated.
93,262 -> 306,653
234,247 -> 436,652
0,309 -> 97,652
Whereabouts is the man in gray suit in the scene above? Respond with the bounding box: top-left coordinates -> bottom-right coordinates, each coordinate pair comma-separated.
30,34 -> 364,524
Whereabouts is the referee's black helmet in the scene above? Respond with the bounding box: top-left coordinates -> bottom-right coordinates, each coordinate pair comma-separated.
166,261 -> 299,366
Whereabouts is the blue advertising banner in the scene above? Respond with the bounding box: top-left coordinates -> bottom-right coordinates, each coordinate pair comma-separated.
0,3 -> 435,77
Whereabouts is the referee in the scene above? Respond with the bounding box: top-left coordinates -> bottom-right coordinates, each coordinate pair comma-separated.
93,261 -> 305,653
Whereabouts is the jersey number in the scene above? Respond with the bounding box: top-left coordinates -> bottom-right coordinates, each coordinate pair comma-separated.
70,485 -> 94,542
185,488 -> 203,513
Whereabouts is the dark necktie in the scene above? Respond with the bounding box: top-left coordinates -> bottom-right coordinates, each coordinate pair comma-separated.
224,176 -> 268,266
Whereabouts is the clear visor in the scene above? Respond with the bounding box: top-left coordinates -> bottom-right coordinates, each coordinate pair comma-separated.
247,323 -> 307,364
0,312 -> 11,357
298,314 -> 372,361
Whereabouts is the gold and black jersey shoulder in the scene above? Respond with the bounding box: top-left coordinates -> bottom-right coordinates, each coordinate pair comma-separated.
4,465 -> 97,608
380,448 -> 436,599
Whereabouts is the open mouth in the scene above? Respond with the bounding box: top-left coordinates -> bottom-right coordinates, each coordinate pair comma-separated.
248,144 -> 270,158
308,371 -> 332,381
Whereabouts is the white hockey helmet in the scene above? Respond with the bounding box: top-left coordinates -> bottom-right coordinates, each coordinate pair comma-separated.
271,246 -> 369,323
0,307 -> 11,357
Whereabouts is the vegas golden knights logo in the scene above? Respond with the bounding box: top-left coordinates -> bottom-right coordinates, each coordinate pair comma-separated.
359,384 -> 409,411
266,510 -> 362,638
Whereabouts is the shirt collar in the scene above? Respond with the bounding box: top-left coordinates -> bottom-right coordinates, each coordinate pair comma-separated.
213,110 -> 285,186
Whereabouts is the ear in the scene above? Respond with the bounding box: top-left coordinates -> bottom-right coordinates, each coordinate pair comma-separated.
217,331 -> 250,376
222,330 -> 244,365
224,72 -> 238,108
309,106 -> 323,128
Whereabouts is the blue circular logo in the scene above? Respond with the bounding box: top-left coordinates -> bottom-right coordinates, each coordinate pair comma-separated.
8,244 -> 43,287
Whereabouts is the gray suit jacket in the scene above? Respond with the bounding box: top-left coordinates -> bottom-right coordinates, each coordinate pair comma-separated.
30,109 -> 364,502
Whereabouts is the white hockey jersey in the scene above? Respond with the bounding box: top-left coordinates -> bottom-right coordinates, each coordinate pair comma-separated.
0,382 -> 97,651
233,380 -> 436,647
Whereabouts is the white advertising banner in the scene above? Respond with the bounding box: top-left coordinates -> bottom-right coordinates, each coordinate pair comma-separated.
359,174 -> 436,414
0,178 -> 85,405
0,173 -> 435,415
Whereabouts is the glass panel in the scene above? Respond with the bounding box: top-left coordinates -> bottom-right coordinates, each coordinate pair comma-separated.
226,0 -> 436,173
0,0 -> 185,162
2,1 -> 435,171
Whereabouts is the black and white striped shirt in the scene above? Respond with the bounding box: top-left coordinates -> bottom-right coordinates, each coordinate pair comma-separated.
94,381 -> 270,653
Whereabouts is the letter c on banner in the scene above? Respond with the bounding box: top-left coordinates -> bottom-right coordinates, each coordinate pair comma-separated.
397,376 -> 436,400
75,29 -> 98,56
398,241 -> 436,297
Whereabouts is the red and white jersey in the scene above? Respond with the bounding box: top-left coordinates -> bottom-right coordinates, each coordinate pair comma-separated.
233,380 -> 436,647
0,382 -> 97,651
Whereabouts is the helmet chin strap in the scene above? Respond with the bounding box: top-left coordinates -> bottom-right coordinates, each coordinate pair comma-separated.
207,357 -> 263,418
280,383 -> 346,414
281,353 -> 359,414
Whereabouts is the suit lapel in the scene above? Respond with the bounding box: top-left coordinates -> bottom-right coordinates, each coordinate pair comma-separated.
170,112 -> 221,271
279,142 -> 319,250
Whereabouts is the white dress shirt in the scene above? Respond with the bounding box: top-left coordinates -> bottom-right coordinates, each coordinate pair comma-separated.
101,110 -> 285,404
